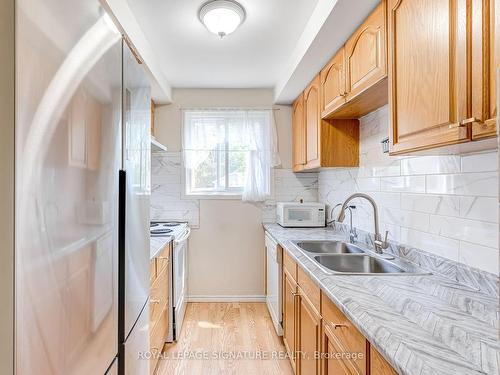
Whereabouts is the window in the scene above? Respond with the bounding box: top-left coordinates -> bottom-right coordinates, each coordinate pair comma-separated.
183,109 -> 278,198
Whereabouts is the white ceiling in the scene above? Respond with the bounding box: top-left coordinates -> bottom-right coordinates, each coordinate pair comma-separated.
126,0 -> 319,89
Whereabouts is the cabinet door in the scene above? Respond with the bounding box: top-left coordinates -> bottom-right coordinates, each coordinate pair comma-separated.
297,290 -> 321,375
370,347 -> 398,375
321,47 -> 346,117
388,0 -> 469,154
292,94 -> 306,171
345,1 -> 387,102
322,293 -> 368,375
304,76 -> 321,168
472,0 -> 499,139
320,322 -> 354,375
283,269 -> 298,372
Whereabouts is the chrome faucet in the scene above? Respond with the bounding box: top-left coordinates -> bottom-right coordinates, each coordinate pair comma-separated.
328,203 -> 357,244
336,193 -> 389,254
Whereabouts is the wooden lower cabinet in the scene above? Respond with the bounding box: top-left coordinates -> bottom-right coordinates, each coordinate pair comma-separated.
283,268 -> 298,372
297,288 -> 321,375
370,347 -> 398,375
149,242 -> 172,374
321,321 -> 355,375
280,245 -> 398,375
321,295 -> 368,375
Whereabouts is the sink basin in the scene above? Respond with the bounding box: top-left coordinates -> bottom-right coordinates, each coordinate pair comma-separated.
295,241 -> 365,254
314,254 -> 406,274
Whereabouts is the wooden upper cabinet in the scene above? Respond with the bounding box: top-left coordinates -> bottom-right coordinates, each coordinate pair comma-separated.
296,75 -> 359,171
471,0 -> 499,139
292,94 -> 306,172
323,2 -> 388,120
304,75 -> 321,169
345,1 -> 387,102
321,47 -> 346,117
388,0 -> 470,154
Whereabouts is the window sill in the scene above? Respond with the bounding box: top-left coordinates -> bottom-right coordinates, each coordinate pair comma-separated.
184,193 -> 243,200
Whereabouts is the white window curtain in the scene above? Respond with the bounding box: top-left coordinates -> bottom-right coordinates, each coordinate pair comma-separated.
183,109 -> 281,201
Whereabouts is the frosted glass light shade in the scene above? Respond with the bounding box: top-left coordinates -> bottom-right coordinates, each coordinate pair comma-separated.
199,0 -> 245,38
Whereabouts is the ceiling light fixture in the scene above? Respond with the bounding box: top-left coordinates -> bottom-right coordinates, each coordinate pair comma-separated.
199,0 -> 245,39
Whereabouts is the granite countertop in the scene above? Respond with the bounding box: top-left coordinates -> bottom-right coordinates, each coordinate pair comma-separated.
263,223 -> 499,375
150,235 -> 173,259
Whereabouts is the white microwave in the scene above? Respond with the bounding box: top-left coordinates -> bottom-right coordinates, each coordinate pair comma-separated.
276,202 -> 326,228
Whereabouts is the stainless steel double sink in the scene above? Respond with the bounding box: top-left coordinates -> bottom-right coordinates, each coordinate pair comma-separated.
292,240 -> 429,275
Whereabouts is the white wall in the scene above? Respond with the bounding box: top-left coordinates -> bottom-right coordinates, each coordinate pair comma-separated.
319,105 -> 499,275
152,89 -> 304,298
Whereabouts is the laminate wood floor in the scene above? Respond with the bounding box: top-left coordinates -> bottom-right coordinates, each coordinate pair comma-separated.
155,302 -> 294,375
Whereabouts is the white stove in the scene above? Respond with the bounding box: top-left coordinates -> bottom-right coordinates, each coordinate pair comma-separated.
150,221 -> 186,237
150,221 -> 190,343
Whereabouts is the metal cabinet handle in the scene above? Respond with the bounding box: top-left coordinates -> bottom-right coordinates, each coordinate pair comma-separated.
150,299 -> 160,304
331,322 -> 348,329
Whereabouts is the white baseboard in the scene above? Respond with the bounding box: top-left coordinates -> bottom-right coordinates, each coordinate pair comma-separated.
188,295 -> 266,303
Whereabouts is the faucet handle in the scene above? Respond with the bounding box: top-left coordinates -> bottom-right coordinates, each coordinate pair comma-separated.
382,230 -> 389,248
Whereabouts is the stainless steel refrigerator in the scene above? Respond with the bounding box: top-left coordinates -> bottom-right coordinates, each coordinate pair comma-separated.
119,40 -> 152,375
15,0 -> 150,373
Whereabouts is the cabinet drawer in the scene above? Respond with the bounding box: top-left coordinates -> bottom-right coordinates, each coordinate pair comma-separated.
156,242 -> 171,276
321,292 -> 367,375
297,266 -> 321,313
150,267 -> 169,329
283,251 -> 297,282
150,259 -> 156,284
150,305 -> 168,375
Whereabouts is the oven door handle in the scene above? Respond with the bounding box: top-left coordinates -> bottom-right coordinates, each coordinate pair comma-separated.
174,227 -> 191,244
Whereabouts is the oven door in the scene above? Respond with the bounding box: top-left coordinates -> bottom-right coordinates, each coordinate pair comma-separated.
172,227 -> 190,341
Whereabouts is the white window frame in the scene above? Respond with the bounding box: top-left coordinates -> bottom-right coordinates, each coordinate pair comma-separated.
182,109 -> 272,199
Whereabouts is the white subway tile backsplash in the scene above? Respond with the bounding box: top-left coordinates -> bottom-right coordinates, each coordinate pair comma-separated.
355,177 -> 381,192
371,192 -> 401,209
380,176 -> 426,193
401,155 -> 461,175
459,196 -> 498,223
461,152 -> 498,173
426,172 -> 498,197
401,193 -> 460,217
318,105 -> 499,275
458,242 -> 499,275
151,152 -> 200,226
400,227 -> 460,260
429,215 -> 498,248
381,207 -> 430,232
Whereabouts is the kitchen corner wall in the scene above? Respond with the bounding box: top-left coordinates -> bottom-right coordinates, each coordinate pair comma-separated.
152,89 -> 317,299
319,105 -> 499,275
